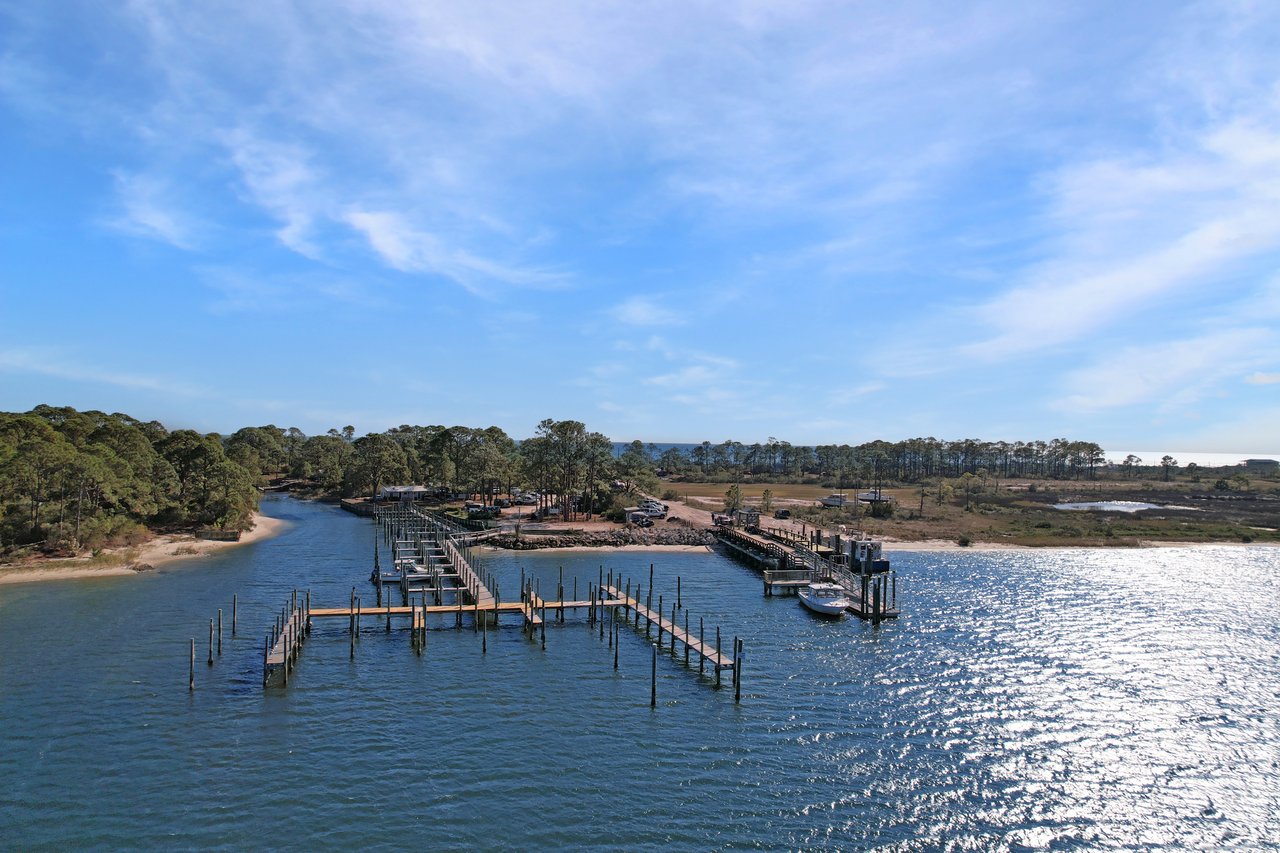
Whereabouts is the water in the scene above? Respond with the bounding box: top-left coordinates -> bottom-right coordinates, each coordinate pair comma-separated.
1054,501 -> 1167,512
2,494 -> 1277,850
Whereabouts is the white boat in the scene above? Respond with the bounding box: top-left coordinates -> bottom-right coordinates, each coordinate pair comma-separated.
799,582 -> 851,616
819,494 -> 849,507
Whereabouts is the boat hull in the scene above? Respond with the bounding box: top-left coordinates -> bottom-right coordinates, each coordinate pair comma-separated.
799,585 -> 849,616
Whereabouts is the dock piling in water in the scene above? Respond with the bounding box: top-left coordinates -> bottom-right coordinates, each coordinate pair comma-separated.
650,643 -> 657,708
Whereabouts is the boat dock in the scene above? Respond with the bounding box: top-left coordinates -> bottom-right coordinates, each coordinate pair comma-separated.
258,505 -> 745,703
715,522 -> 899,622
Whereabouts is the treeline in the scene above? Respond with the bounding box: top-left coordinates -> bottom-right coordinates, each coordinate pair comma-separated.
1,403 -> 1118,552
0,405 -> 260,551
662,437 -> 1111,482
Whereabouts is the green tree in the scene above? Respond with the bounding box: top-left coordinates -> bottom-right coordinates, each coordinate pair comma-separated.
1160,455 -> 1178,482
345,434 -> 410,499
724,483 -> 743,512
760,488 -> 773,514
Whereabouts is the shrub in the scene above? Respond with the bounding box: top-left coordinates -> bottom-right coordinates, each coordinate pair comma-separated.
957,535 -> 971,547
661,489 -> 681,502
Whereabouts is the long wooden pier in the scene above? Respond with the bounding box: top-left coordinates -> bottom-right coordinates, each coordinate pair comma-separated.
263,590 -> 309,687
602,584 -> 736,673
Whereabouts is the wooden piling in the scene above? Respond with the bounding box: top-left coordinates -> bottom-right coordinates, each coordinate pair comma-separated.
735,638 -> 743,704
657,594 -> 664,646
699,617 -> 705,675
189,638 -> 196,691
232,593 -> 237,637
715,626 -> 722,687
613,621 -> 619,670
684,610 -> 690,665
732,630 -> 742,691
670,602 -> 677,658
650,643 -> 657,708
207,619 -> 214,667
677,576 -> 682,609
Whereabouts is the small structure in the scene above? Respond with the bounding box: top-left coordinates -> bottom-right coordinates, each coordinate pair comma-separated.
1243,459 -> 1279,475
377,485 -> 432,502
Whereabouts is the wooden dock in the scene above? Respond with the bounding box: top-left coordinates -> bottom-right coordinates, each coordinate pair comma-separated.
263,590 -> 309,687
716,523 -> 900,621
602,584 -> 736,672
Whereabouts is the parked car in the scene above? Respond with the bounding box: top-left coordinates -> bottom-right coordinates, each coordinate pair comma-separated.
516,494 -> 538,505
773,509 -> 791,519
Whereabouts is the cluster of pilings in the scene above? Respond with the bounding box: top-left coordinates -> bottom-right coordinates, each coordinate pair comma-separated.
188,594 -> 239,691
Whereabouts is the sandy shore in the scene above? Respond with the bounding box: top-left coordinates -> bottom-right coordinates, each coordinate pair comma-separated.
0,512 -> 289,586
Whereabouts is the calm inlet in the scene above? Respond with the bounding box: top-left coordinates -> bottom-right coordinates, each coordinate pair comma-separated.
1,494 -> 1277,849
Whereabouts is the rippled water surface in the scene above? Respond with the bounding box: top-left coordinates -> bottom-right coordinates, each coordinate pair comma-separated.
2,495 -> 1277,850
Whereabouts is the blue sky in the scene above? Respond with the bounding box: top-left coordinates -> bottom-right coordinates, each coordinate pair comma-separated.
2,1 -> 1278,453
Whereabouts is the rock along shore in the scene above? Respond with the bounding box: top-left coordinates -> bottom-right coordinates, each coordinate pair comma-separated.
487,527 -> 717,551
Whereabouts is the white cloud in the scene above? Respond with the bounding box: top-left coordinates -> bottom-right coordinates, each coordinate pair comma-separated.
963,119 -> 1280,361
225,131 -> 323,258
611,296 -> 683,327
644,365 -> 719,389
1246,372 -> 1280,385
1054,328 -> 1273,413
344,209 -> 562,294
107,171 -> 198,249
0,347 -> 203,396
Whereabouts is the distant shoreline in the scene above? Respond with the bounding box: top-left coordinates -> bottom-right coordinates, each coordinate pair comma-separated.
0,512 -> 289,586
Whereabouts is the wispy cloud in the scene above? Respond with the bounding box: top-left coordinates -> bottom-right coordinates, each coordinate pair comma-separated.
963,119 -> 1280,362
0,347 -> 203,396
224,130 -> 324,258
344,209 -> 562,294
1054,328 -> 1273,413
107,171 -> 199,249
610,296 -> 683,327
1246,372 -> 1280,385
197,267 -> 383,314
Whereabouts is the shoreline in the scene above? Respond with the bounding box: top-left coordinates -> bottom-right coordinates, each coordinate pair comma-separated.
0,512 -> 289,586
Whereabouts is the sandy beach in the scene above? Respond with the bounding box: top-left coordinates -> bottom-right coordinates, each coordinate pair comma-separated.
0,512 -> 289,586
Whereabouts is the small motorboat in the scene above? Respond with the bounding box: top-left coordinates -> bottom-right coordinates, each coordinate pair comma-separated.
799,582 -> 851,616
